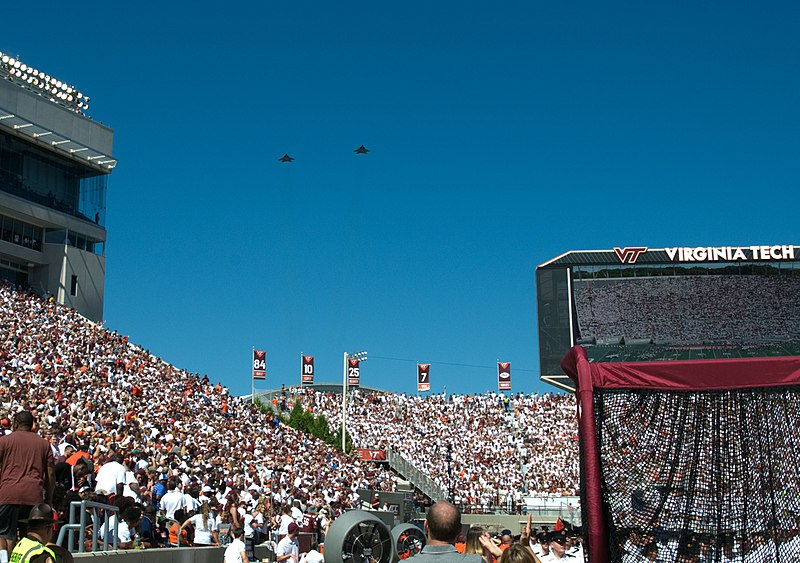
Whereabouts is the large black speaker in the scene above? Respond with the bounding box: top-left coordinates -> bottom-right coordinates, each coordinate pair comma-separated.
324,510 -> 394,563
391,523 -> 426,562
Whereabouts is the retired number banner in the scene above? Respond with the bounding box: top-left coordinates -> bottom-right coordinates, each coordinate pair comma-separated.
348,358 -> 360,387
302,355 -> 315,384
358,448 -> 387,462
498,361 -> 511,391
253,350 -> 266,380
417,363 -> 431,392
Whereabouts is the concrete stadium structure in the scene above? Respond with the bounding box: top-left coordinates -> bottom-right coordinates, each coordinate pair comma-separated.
0,62 -> 115,321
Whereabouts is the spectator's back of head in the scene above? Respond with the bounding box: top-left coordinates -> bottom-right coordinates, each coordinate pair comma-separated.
425,501 -> 461,544
465,527 -> 486,555
14,411 -> 34,429
499,544 -> 537,563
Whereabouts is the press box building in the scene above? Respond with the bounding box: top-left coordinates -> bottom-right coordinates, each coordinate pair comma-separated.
0,53 -> 115,321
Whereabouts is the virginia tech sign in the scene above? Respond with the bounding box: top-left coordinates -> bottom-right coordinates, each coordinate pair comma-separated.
614,245 -> 796,264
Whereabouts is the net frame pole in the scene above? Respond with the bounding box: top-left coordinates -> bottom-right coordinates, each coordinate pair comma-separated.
562,345 -> 610,563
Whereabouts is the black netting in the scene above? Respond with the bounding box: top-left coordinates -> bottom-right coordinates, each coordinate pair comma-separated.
595,386 -> 800,562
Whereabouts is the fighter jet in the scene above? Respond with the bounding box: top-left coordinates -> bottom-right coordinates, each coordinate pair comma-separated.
353,145 -> 370,154
279,154 -> 295,162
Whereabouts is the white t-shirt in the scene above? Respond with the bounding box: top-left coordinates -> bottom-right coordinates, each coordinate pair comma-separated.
225,538 -> 247,563
161,490 -> 187,520
98,514 -> 117,541
116,521 -> 133,543
94,461 -> 129,494
278,514 -> 294,536
184,493 -> 200,513
123,470 -> 140,501
291,506 -> 303,523
189,513 -> 218,545
243,513 -> 254,538
301,550 -> 324,563
276,536 -> 299,561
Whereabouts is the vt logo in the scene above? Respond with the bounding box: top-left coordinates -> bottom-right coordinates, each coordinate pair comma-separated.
613,247 -> 648,264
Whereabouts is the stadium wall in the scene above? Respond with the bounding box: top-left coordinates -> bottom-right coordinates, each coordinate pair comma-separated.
461,513 -> 559,532
0,78 -> 113,154
73,546 -> 223,563
37,242 -> 105,320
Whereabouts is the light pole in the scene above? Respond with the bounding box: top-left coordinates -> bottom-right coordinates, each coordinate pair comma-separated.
446,443 -> 453,503
342,350 -> 367,452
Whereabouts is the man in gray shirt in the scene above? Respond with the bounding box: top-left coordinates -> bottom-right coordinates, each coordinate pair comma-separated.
411,502 -> 483,563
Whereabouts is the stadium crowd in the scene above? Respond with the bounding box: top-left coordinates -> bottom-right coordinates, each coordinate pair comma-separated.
296,389 -> 580,510
0,278 -> 583,560
0,280 -> 400,551
574,275 -> 800,345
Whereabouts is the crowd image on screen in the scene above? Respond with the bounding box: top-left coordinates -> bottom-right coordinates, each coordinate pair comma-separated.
573,275 -> 800,345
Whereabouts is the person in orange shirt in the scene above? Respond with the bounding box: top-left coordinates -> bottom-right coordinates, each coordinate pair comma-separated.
169,510 -> 190,546
455,533 -> 467,554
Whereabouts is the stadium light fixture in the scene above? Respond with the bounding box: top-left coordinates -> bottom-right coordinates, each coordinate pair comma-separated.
0,53 -> 90,114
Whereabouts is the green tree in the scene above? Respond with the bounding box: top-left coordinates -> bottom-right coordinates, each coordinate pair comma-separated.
312,414 -> 332,442
289,401 -> 310,432
331,428 -> 353,453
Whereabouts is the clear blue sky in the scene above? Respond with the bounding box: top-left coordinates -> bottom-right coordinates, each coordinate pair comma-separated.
4,2 -> 798,396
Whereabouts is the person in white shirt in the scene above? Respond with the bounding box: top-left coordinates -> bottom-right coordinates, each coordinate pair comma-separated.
184,486 -> 200,514
160,481 -> 187,520
182,502 -> 218,546
540,530 -> 575,562
276,523 -> 301,563
122,466 -> 141,502
290,500 -> 303,523
224,528 -> 249,563
116,506 -> 142,549
300,538 -> 324,563
94,454 -> 129,494
277,506 -> 294,537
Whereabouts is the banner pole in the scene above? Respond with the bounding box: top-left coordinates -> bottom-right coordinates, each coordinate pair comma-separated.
251,347 -> 255,404
342,352 -> 348,452
300,351 -> 303,387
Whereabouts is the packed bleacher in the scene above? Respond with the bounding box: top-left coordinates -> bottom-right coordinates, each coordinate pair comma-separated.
0,280 -> 401,549
574,275 -> 800,345
294,387 -> 580,510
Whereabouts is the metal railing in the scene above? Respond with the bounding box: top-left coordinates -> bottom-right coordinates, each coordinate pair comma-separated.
386,448 -> 448,501
56,499 -> 119,552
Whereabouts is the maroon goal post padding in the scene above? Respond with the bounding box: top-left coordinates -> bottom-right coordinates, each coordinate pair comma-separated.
561,346 -> 800,563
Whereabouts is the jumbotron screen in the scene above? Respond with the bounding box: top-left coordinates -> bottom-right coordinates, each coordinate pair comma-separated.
536,244 -> 800,390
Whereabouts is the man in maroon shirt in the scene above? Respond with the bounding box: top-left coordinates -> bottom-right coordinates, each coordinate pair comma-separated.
0,411 -> 55,558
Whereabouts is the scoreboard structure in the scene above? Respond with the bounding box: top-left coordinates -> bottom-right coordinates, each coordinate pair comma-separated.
536,244 -> 800,391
